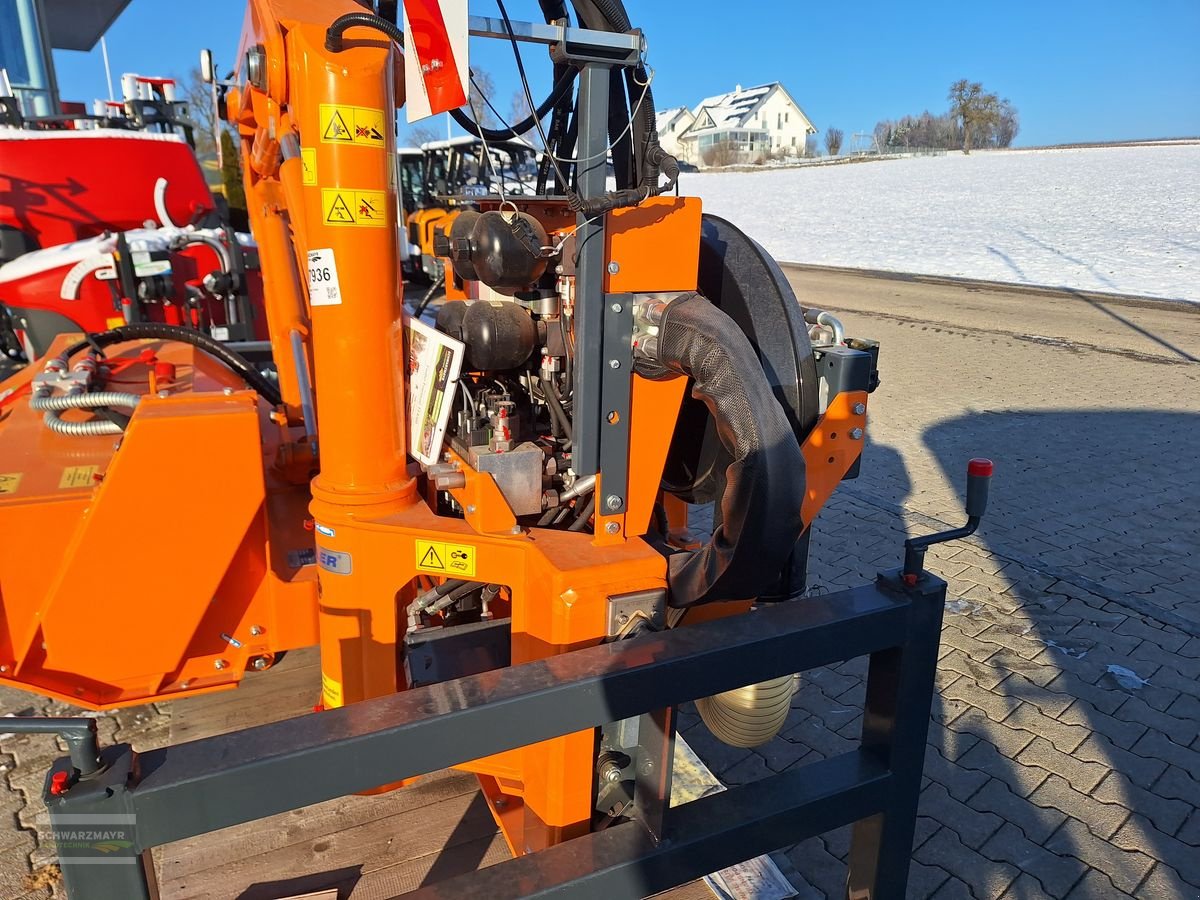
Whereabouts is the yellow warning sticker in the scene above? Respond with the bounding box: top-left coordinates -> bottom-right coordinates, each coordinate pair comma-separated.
321,672 -> 343,708
0,473 -> 22,495
415,539 -> 477,578
321,188 -> 388,227
319,103 -> 387,146
59,465 -> 99,489
300,147 -> 317,185
105,316 -> 125,329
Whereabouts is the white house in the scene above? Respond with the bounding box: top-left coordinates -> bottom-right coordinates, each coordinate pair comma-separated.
676,83 -> 817,167
654,106 -> 696,162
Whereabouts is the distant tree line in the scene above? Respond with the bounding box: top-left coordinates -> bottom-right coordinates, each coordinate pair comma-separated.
874,80 -> 1018,154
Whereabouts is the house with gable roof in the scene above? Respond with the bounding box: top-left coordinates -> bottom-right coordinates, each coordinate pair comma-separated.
667,82 -> 817,167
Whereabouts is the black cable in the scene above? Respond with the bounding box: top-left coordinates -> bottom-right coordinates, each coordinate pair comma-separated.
63,323 -> 283,407
494,0 -> 571,189
325,12 -> 403,53
449,67 -> 577,144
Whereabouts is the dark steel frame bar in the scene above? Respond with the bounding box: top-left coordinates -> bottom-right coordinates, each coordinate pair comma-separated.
39,571 -> 945,900
570,60 -> 611,476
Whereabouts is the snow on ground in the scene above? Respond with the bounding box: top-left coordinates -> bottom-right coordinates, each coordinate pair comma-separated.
683,144 -> 1200,302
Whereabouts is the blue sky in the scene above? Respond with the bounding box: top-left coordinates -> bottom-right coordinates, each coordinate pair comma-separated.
53,0 -> 1200,147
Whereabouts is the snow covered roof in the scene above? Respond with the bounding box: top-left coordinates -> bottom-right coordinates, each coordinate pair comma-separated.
655,106 -> 693,135
680,82 -> 818,138
689,84 -> 774,130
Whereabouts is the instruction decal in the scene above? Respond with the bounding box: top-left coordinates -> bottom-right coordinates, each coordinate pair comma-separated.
415,539 -> 476,577
300,147 -> 317,185
321,189 -> 387,228
319,103 -> 387,146
59,465 -> 99,489
307,248 -> 342,306
0,473 -> 22,495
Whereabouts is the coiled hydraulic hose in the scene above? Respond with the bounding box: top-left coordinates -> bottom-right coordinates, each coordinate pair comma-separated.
62,324 -> 282,407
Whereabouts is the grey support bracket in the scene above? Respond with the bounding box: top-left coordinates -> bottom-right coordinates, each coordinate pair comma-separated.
598,293 -> 635,513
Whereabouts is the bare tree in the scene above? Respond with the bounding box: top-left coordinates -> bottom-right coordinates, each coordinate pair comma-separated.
467,67 -> 498,129
406,125 -> 439,148
702,139 -> 738,167
994,98 -> 1019,148
948,79 -> 1000,154
508,90 -> 539,143
180,67 -> 221,164
824,127 -> 844,156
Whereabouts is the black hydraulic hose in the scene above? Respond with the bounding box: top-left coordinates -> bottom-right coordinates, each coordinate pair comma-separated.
449,67 -> 577,143
63,323 -> 283,407
567,495 -> 595,532
539,375 -> 573,443
608,68 -> 634,190
638,293 -> 806,607
325,12 -> 404,53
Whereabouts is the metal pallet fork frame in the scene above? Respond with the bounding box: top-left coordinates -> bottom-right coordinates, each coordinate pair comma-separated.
33,570 -> 946,900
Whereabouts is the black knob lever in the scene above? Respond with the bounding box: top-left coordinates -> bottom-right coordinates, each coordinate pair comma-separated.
902,458 -> 993,583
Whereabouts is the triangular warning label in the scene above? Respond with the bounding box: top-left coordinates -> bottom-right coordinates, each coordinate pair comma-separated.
419,545 -> 444,569
326,194 -> 355,224
323,110 -> 352,141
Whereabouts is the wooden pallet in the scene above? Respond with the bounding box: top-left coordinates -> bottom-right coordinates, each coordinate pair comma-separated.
156,648 -> 717,900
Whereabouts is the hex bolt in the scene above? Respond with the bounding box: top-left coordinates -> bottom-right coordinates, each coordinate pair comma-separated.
249,625 -> 264,636
0,664 -> 9,674
617,613 -> 629,625
251,657 -> 268,671
214,659 -> 228,670
609,359 -> 621,369
607,261 -> 620,274
610,302 -> 623,313
605,522 -> 620,535
605,494 -> 622,511
157,390 -> 170,399
223,387 -> 234,396
850,427 -> 864,440
180,680 -> 191,690
853,402 -> 866,415
466,504 -> 477,514
494,797 -> 507,809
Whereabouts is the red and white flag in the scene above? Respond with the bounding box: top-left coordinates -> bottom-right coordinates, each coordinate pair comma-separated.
403,0 -> 469,122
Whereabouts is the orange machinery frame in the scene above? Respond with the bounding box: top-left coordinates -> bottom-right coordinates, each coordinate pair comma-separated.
0,0 -> 868,859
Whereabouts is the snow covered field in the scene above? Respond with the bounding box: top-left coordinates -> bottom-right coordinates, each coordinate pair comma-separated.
684,144 -> 1200,302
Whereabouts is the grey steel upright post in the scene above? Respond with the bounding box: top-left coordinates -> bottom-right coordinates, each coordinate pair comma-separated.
569,61 -> 610,477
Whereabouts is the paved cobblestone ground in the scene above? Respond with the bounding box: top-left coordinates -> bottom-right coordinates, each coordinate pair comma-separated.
2,273 -> 1198,897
